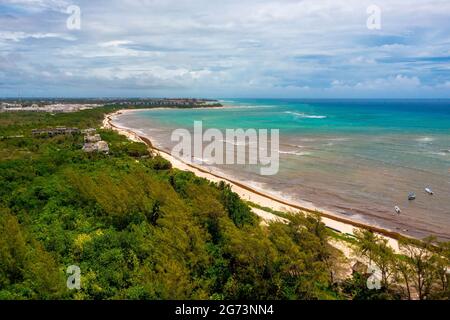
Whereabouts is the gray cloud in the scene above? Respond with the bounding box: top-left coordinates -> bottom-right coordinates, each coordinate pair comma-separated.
1,0 -> 449,97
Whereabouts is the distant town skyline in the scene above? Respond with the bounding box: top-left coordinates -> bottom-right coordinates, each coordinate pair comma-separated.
1,0 -> 450,98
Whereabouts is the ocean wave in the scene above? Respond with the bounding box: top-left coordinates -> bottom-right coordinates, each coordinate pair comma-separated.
219,139 -> 253,146
145,128 -> 163,132
246,180 -> 267,190
416,137 -> 434,143
327,137 -> 350,142
284,111 -> 327,119
430,151 -> 448,156
281,143 -> 306,149
223,104 -> 276,109
192,156 -> 215,165
279,150 -> 311,156
244,181 -> 298,203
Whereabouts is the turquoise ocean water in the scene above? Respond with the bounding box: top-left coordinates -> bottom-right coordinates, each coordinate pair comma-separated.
115,99 -> 450,239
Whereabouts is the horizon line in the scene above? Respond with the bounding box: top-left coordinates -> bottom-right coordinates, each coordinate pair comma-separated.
2,97 -> 450,100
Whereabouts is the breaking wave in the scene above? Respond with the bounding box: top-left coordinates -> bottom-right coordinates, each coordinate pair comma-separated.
284,111 -> 327,119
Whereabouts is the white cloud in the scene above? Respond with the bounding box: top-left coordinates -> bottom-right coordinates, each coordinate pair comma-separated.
98,40 -> 132,48
3,0 -> 70,12
0,31 -> 75,42
331,75 -> 421,90
1,0 -> 449,97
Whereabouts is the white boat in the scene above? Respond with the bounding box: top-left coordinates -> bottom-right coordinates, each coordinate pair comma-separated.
425,187 -> 434,195
395,206 -> 401,214
408,192 -> 416,200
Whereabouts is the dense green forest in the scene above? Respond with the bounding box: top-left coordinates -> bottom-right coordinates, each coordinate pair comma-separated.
0,107 -> 449,300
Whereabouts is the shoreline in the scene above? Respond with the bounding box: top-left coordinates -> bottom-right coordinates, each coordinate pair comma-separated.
103,109 -> 403,251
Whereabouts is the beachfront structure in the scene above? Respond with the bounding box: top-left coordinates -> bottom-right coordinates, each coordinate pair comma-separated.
84,134 -> 102,143
1,103 -> 101,113
81,128 -> 97,135
0,103 -> 23,111
1,98 -> 220,112
112,98 -> 221,107
82,129 -> 109,154
82,141 -> 109,154
96,141 -> 110,153
32,127 -> 80,137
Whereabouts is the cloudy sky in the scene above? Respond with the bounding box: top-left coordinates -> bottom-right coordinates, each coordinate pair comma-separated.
1,0 -> 450,98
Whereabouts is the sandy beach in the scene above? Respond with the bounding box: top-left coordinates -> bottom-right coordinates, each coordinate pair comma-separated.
103,109 -> 402,252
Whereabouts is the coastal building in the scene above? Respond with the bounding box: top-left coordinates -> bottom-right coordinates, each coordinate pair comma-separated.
82,141 -> 109,154
82,143 -> 97,153
1,102 -> 101,113
96,141 -> 110,153
81,128 -> 97,135
112,98 -> 221,108
82,129 -> 109,154
32,127 -> 80,137
84,134 -> 102,143
1,103 -> 23,112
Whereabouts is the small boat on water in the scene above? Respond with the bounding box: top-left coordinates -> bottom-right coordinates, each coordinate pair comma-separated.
425,187 -> 434,195
395,206 -> 401,214
408,192 -> 416,200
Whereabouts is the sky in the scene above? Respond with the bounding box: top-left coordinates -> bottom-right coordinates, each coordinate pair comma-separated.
1,0 -> 450,98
